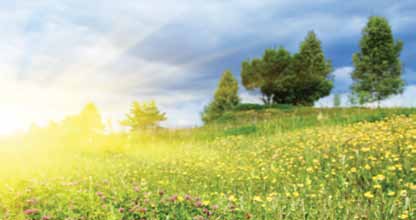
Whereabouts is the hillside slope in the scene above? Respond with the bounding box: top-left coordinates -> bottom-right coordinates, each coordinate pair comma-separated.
0,108 -> 415,219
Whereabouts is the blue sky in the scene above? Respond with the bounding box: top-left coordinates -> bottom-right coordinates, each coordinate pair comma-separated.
0,0 -> 415,133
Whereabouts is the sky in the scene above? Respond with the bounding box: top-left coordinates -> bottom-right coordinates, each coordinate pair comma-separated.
0,0 -> 415,134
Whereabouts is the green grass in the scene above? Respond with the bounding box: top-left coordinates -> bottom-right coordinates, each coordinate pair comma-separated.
0,107 -> 415,219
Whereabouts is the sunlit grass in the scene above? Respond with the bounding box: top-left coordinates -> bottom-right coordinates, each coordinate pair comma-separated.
0,107 -> 415,219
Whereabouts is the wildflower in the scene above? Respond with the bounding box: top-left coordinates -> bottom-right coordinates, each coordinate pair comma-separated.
178,195 -> 184,202
193,215 -> 204,220
253,196 -> 262,202
204,207 -> 213,216
361,147 -> 370,152
228,195 -> 237,202
138,207 -> 147,214
387,191 -> 395,196
169,195 -> 178,202
24,209 -> 39,215
373,174 -> 385,181
400,190 -> 407,197
292,192 -> 300,198
185,194 -> 192,201
364,191 -> 374,199
373,184 -> 382,190
399,211 -> 409,219
194,201 -> 203,208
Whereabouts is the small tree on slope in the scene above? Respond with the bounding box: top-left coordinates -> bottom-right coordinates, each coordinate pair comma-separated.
202,71 -> 240,123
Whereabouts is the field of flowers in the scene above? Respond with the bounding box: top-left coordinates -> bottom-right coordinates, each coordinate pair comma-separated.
0,109 -> 415,219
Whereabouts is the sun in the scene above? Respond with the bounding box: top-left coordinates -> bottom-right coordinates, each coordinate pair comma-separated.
0,110 -> 28,136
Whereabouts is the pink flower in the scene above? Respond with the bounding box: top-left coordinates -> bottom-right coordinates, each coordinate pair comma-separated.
23,209 -> 39,215
42,216 -> 52,220
169,195 -> 178,202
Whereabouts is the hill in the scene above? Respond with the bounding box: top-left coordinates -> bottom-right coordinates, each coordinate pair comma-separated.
0,107 -> 415,219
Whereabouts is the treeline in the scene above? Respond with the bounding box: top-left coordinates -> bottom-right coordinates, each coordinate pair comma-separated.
202,16 -> 405,123
24,101 -> 167,149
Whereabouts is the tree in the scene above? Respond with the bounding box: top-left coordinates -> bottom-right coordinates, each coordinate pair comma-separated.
59,102 -> 104,146
79,102 -> 104,134
121,101 -> 167,131
202,71 -> 240,123
351,16 -> 404,105
241,47 -> 292,105
241,32 -> 332,106
290,31 -> 333,105
333,94 -> 341,107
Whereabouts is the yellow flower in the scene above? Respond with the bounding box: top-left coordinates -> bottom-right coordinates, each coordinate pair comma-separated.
202,200 -> 210,206
253,196 -> 262,202
177,195 -> 184,202
228,195 -> 237,202
292,192 -> 300,198
373,184 -> 382,190
361,147 -> 370,152
373,174 -> 385,181
387,191 -> 395,196
364,191 -> 374,199
399,211 -> 409,219
350,167 -> 357,173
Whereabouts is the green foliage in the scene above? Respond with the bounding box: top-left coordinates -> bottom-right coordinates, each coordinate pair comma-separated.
121,101 -> 167,131
61,102 -> 104,136
241,31 -> 333,106
333,94 -> 341,107
241,47 -> 292,104
202,71 -> 240,123
224,125 -> 257,136
352,16 -> 404,104
233,103 -> 294,111
289,31 -> 333,105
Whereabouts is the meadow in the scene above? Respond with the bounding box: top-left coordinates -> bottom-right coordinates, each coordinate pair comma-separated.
0,107 -> 415,220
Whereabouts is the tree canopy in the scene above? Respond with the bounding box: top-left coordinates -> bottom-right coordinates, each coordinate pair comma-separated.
202,71 -> 240,123
241,31 -> 333,106
121,101 -> 167,131
352,16 -> 404,104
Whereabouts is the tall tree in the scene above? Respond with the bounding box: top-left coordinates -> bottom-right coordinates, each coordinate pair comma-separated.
241,47 -> 292,104
352,16 -> 404,105
121,101 -> 167,131
202,71 -> 240,123
290,31 -> 333,105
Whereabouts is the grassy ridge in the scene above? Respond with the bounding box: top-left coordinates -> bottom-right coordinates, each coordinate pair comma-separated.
0,107 -> 415,219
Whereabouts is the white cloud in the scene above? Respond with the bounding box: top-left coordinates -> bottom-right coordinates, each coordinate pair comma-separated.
316,85 -> 416,108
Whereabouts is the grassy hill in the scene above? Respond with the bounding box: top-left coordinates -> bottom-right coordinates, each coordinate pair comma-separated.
0,107 -> 415,219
